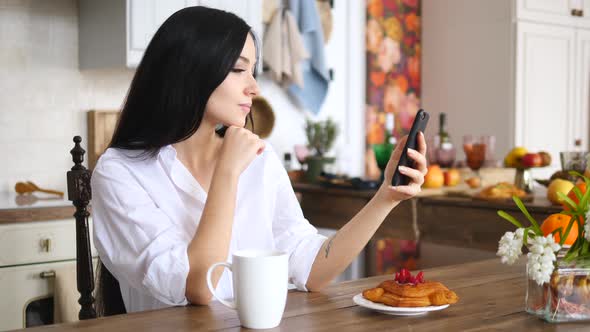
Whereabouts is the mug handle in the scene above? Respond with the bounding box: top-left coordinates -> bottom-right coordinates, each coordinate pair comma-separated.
206,262 -> 236,309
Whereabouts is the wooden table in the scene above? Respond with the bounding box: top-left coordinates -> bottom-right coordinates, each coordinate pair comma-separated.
22,258 -> 587,331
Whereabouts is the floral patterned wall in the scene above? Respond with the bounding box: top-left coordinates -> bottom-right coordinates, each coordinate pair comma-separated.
365,0 -> 421,276
365,0 -> 421,178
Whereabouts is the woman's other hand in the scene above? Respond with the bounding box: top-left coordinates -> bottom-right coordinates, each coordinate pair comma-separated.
379,132 -> 428,202
216,126 -> 266,176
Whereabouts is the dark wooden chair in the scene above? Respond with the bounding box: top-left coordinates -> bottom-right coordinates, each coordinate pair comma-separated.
67,136 -> 127,319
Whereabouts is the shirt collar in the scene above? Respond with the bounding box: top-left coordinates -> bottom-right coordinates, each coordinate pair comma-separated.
158,145 -> 207,202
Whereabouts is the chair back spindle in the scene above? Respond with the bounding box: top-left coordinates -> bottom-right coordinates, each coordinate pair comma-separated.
67,136 -> 97,320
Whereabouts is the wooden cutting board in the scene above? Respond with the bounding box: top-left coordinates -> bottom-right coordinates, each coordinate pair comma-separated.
87,110 -> 119,170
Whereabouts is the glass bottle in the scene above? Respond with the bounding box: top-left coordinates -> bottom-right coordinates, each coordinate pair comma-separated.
385,113 -> 397,145
434,113 -> 456,167
283,152 -> 292,171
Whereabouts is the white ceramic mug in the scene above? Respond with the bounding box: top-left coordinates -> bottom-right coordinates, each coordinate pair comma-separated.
206,249 -> 288,329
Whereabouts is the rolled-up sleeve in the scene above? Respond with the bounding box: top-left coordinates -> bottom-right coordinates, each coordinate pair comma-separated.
91,159 -> 190,306
270,158 -> 327,291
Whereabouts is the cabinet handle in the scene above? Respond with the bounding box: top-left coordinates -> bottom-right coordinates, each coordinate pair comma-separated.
40,238 -> 52,252
39,271 -> 56,279
572,9 -> 584,16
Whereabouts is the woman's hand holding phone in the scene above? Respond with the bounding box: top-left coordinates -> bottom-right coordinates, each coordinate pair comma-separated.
378,132 -> 428,203
216,126 -> 266,176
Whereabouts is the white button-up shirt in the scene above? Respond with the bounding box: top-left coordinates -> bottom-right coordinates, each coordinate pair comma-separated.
91,144 -> 327,313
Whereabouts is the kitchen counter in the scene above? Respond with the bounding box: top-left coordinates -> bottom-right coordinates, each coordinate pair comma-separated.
0,192 -> 75,224
293,183 -> 562,259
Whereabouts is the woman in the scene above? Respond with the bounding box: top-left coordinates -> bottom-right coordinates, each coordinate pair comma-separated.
92,6 -> 427,313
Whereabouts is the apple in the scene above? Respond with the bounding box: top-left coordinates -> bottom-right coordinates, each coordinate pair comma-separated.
423,165 -> 444,188
443,168 -> 461,186
521,153 -> 542,168
538,151 -> 552,167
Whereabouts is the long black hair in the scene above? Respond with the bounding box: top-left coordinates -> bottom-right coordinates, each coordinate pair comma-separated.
109,6 -> 257,157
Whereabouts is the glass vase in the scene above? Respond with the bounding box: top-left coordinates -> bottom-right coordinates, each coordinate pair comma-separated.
543,257 -> 590,323
525,263 -> 549,317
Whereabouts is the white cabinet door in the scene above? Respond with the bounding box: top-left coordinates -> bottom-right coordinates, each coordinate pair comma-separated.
515,22 -> 576,177
516,0 -> 576,26
574,28 -> 590,151
127,0 -> 194,67
198,0 -> 263,38
578,0 -> 590,28
0,261 -> 71,331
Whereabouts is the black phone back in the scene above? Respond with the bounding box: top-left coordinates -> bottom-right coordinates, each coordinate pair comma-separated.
391,109 -> 430,186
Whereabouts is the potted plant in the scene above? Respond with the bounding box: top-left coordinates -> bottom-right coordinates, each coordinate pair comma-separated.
303,118 -> 338,183
496,171 -> 590,322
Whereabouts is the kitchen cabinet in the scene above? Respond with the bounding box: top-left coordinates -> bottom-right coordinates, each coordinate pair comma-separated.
0,219 -> 96,331
423,0 -> 590,178
79,0 -> 262,69
517,0 -> 590,27
514,21 -> 576,173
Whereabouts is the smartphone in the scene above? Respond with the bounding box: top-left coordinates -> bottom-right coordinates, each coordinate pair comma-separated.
391,109 -> 430,187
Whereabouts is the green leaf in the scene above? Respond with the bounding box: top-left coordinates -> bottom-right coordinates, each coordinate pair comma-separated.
523,227 -> 530,246
497,210 -> 523,228
558,192 -> 578,212
579,183 -> 590,213
582,240 -> 590,256
572,186 -> 583,201
561,210 -> 576,216
560,216 -> 577,246
512,196 -> 541,234
551,227 -> 564,241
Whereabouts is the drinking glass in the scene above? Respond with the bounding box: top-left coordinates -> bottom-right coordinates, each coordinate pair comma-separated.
373,143 -> 395,182
435,145 -> 456,168
463,135 -> 487,182
481,135 -> 497,167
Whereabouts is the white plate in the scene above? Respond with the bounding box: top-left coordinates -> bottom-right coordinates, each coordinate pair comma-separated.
352,293 -> 449,316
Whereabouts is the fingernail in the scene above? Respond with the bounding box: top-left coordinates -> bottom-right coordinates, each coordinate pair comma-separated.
407,148 -> 416,155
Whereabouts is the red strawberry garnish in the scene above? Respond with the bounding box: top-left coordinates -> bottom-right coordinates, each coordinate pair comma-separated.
393,269 -> 425,285
416,271 -> 424,283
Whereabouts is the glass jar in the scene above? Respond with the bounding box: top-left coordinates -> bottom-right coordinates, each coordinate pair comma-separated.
543,257 -> 590,323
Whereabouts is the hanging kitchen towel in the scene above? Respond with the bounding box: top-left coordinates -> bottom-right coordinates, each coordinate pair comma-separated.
285,10 -> 309,87
263,7 -> 309,87
287,0 -> 331,114
53,263 -> 80,323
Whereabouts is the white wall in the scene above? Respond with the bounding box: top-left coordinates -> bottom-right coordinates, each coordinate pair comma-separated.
422,0 -> 514,162
0,0 -> 365,194
0,0 -> 134,193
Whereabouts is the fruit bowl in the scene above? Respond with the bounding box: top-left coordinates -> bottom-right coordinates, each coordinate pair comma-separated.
504,148 -> 552,169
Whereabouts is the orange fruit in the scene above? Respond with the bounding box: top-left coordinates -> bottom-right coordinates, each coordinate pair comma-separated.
540,213 -> 578,245
563,182 -> 587,211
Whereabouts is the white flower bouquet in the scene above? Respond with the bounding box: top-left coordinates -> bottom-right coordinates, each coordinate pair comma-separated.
497,171 -> 590,322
